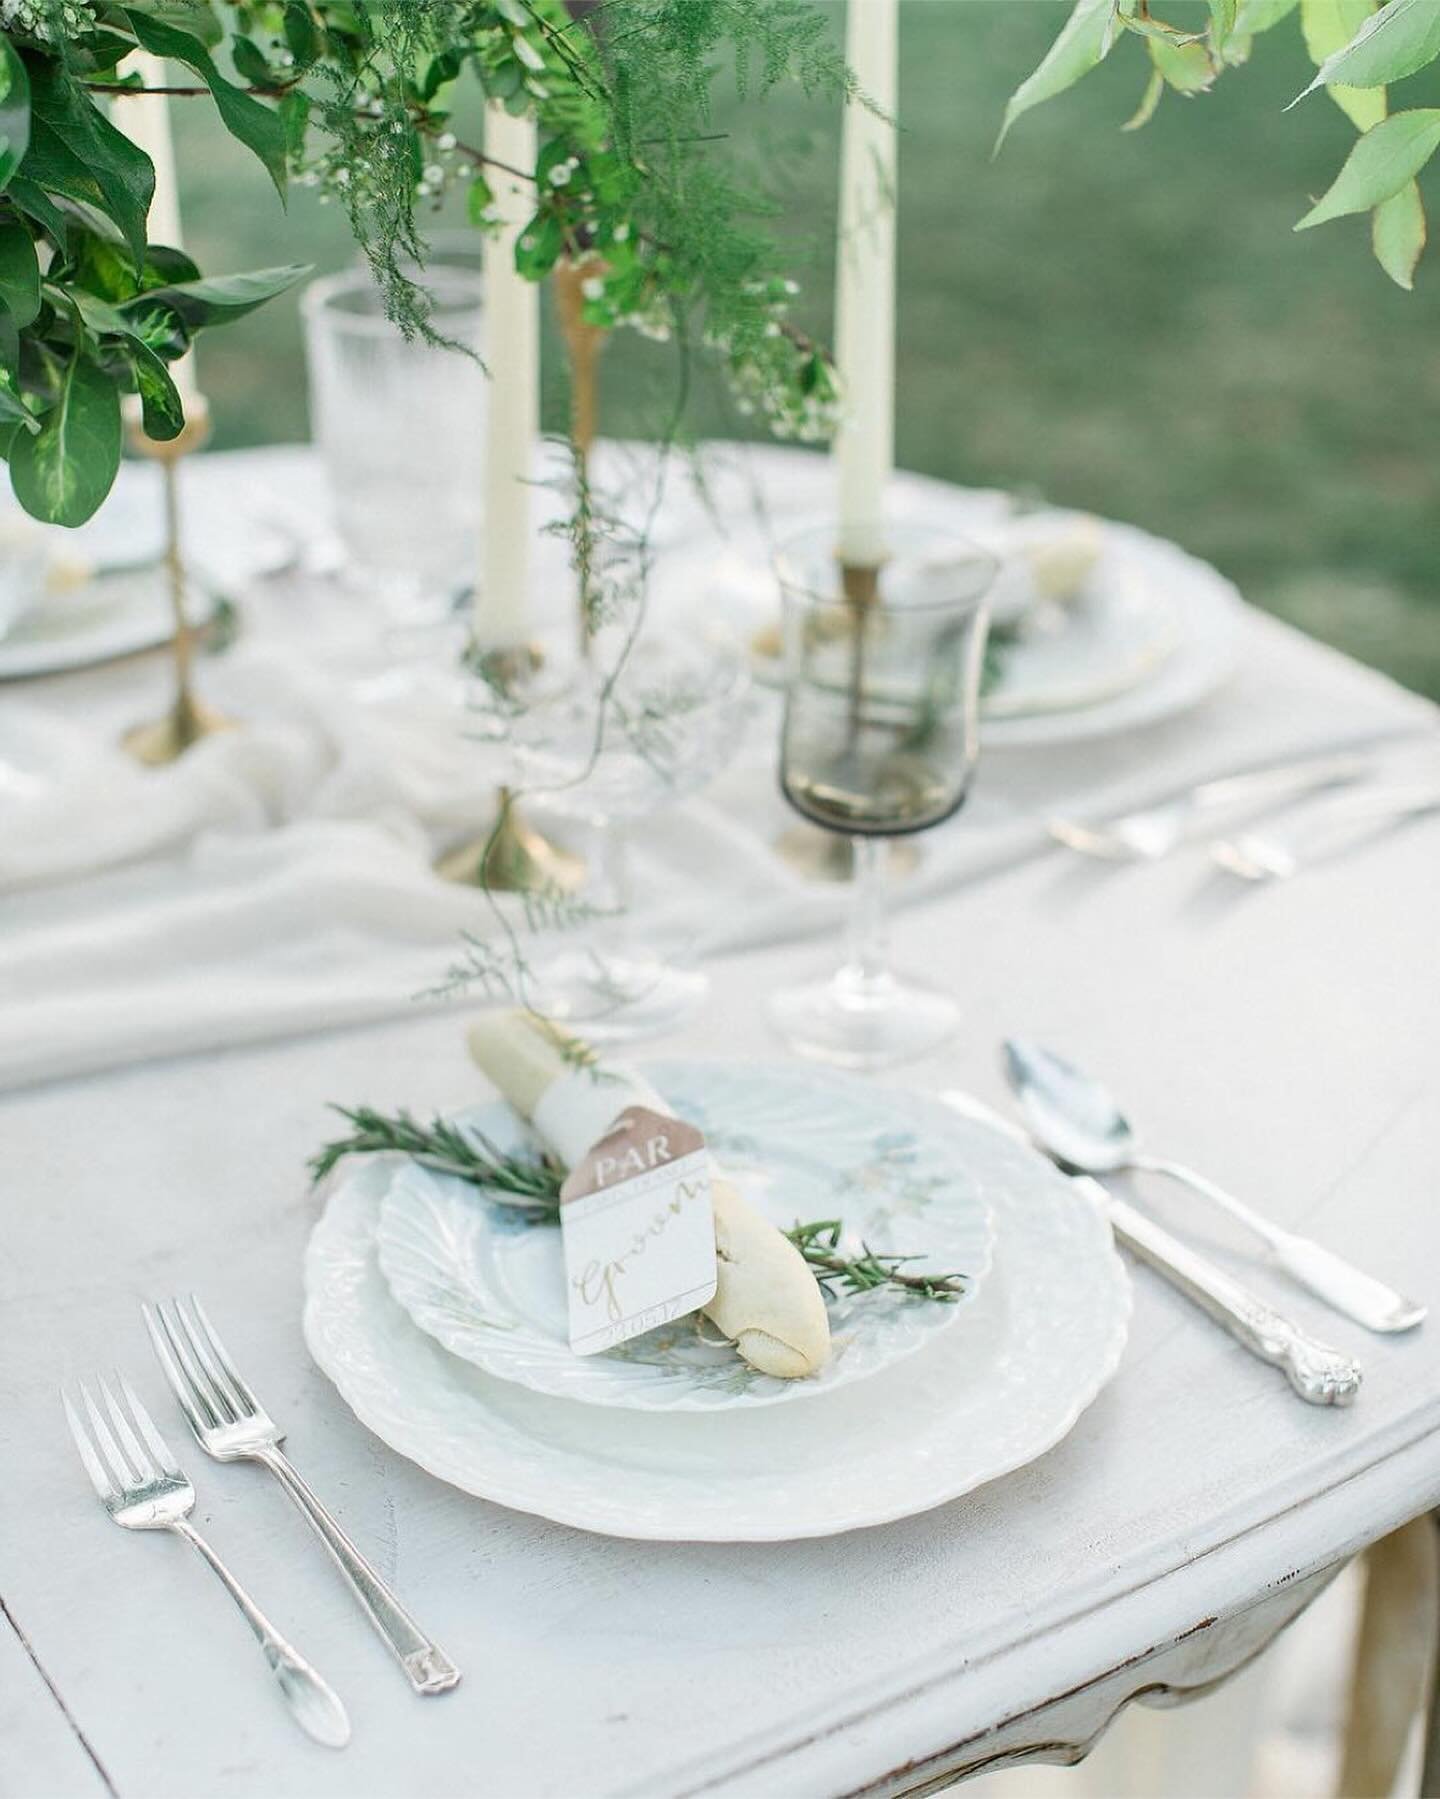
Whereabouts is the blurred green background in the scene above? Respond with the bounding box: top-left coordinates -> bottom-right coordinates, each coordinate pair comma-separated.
174,0 -> 1440,698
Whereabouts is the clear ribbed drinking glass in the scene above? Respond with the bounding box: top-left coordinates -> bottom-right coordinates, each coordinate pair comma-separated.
302,265 -> 484,633
770,523 -> 996,1068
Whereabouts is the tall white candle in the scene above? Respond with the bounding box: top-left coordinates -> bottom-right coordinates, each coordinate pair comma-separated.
476,103 -> 539,647
833,0 -> 898,570
112,53 -> 201,407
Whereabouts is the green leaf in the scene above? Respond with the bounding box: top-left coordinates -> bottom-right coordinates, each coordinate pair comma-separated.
1296,108 -> 1440,228
0,384 -> 37,435
1301,0 -> 1386,130
1123,65 -> 1165,128
513,211 -> 564,279
121,262 -> 310,331
230,35 -> 275,87
1296,0 -> 1440,98
7,175 -> 69,246
997,0 -> 1118,151
1207,0 -> 1239,50
24,57 -> 154,268
1234,0 -> 1300,32
141,243 -> 202,288
284,2 -> 320,67
9,352 -> 122,525
467,174 -> 494,223
1372,177 -> 1425,285
124,10 -> 288,198
126,2 -> 224,50
122,336 -> 184,439
0,37 -> 30,194
278,89 -> 310,159
0,222 -> 40,328
1119,9 -> 1202,44
1152,35 -> 1218,91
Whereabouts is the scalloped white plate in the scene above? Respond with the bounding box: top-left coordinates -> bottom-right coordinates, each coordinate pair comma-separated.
374,1062 -> 995,1412
304,1087 -> 1132,1541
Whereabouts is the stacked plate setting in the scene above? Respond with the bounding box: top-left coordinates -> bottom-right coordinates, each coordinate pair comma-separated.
305,1064 -> 1133,1541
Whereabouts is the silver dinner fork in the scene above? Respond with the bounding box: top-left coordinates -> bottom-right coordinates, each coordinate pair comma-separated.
144,1296 -> 460,1696
63,1375 -> 350,1748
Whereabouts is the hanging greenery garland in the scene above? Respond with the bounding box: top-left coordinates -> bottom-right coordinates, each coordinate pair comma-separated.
0,0 -> 849,526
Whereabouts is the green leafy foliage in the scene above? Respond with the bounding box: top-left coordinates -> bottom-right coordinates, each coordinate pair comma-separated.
0,218 -> 39,326
997,0 -> 1118,150
3,0 -> 844,524
1301,0 -> 1385,131
1372,177 -> 1425,286
124,9 -> 288,197
1296,107 -> 1440,227
9,352 -> 121,525
0,37 -> 30,192
1297,0 -> 1440,94
1002,0 -> 1440,288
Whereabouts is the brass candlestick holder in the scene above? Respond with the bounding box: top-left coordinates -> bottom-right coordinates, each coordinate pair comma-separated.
120,397 -> 236,767
434,641 -> 587,894
553,255 -> 608,656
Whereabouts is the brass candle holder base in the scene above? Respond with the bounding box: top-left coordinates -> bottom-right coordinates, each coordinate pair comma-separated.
774,824 -> 920,884
121,696 -> 236,767
435,791 -> 587,894
120,401 -> 237,767
440,637 -> 585,893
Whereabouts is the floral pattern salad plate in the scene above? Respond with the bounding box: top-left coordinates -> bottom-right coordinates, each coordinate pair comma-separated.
304,1082 -> 1132,1541
374,1063 -> 996,1412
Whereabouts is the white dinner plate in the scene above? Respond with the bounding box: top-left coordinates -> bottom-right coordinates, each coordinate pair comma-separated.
375,1062 -> 995,1412
0,461 -> 293,680
304,1086 -> 1132,1541
0,566 -> 218,682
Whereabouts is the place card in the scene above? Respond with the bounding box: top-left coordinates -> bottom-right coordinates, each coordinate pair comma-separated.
558,1106 -> 718,1355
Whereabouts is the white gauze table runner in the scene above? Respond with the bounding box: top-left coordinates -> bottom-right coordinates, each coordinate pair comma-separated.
0,446 -> 1433,1094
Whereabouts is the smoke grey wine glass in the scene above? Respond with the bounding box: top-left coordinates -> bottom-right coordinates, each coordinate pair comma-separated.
770,523 -> 995,1068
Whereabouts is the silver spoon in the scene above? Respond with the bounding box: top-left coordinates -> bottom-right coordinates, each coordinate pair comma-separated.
1002,1038 -> 1425,1335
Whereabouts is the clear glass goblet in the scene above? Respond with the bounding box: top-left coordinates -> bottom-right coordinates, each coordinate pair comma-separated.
497,624 -> 752,1038
768,523 -> 996,1069
302,265 -> 484,647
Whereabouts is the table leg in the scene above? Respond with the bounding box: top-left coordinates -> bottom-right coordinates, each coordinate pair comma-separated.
1339,1514 -> 1438,1799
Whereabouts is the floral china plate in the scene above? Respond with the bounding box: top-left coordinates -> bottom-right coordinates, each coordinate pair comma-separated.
305,1086 -> 1132,1541
374,1062 -> 995,1412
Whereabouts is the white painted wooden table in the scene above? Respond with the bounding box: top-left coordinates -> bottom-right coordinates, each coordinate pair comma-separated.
3,453 -> 1439,1798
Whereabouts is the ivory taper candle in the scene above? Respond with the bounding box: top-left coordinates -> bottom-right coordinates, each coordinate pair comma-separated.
833,0 -> 898,571
112,53 -> 200,408
476,103 -> 539,648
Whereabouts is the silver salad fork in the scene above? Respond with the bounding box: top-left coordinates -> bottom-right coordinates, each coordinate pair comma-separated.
63,1374 -> 350,1747
144,1295 -> 460,1696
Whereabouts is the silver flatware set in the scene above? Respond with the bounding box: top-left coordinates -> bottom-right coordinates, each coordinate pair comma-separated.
65,1296 -> 459,1747
1048,740 -> 1440,878
945,1036 -> 1425,1410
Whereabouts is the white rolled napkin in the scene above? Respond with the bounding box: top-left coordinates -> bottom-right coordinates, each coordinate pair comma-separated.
467,1010 -> 833,1379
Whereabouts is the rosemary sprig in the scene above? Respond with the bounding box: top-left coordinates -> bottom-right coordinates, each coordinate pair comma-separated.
309,1106 -> 563,1215
784,1220 -> 969,1304
311,1109 -> 967,1303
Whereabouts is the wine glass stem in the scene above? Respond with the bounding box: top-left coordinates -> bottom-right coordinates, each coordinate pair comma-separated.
844,836 -> 890,991
590,816 -> 630,923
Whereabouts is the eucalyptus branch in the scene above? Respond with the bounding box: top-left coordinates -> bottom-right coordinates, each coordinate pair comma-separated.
310,1110 -> 968,1304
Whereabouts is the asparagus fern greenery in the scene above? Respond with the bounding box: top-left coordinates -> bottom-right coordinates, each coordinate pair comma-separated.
1002,0 -> 1440,291
311,1103 -> 969,1306
0,0 -> 848,527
